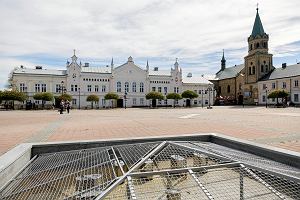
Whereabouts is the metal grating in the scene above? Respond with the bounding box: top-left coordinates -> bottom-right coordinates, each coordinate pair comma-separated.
183,142 -> 300,179
1,141 -> 299,200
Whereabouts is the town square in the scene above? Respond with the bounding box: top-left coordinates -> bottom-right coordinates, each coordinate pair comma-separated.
0,0 -> 299,199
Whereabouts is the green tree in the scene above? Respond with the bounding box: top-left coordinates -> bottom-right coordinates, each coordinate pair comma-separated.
145,91 -> 164,108
1,90 -> 27,110
182,90 -> 198,107
86,94 -> 99,109
166,93 -> 182,108
0,90 -> 3,104
33,92 -> 54,109
57,94 -> 72,102
104,93 -> 119,108
268,90 -> 288,105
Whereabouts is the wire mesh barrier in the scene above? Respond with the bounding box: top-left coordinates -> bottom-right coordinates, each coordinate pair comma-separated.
182,142 -> 300,179
0,141 -> 299,200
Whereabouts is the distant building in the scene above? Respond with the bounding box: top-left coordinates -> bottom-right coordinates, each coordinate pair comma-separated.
212,8 -> 300,105
11,55 -> 214,108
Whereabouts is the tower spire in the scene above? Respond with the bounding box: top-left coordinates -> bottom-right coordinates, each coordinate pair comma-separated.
146,60 -> 149,71
251,7 -> 265,37
221,49 -> 226,70
111,57 -> 114,67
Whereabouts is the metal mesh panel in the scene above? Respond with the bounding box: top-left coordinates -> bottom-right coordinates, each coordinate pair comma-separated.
114,142 -> 158,169
194,166 -> 300,199
1,141 -> 299,200
136,143 -> 225,172
1,147 -> 117,200
131,173 -> 208,200
186,142 -> 300,178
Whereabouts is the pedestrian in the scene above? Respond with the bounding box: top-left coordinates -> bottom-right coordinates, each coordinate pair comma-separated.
66,100 -> 70,114
60,100 -> 64,114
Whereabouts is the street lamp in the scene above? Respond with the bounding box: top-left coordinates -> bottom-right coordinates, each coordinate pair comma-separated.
265,86 -> 268,108
207,84 -> 213,109
78,88 -> 81,109
124,91 -> 127,109
201,89 -> 204,108
59,81 -> 66,95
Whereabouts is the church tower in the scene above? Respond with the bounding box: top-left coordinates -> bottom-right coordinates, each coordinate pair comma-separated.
244,8 -> 273,104
221,49 -> 226,71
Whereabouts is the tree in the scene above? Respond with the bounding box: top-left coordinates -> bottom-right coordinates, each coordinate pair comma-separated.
182,90 -> 198,107
104,93 -> 119,108
86,94 -> 99,109
33,92 -> 54,109
0,90 -> 2,104
1,90 -> 27,110
268,90 -> 288,105
57,94 -> 72,102
166,93 -> 182,108
145,92 -> 164,107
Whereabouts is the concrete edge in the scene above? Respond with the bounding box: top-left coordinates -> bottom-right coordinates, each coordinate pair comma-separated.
0,143 -> 32,190
210,133 -> 300,168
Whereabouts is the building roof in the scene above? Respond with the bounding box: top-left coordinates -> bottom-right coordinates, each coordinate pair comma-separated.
251,9 -> 265,37
13,67 -> 66,76
260,63 -> 300,81
214,64 -> 244,80
182,75 -> 212,84
81,66 -> 111,74
149,70 -> 171,76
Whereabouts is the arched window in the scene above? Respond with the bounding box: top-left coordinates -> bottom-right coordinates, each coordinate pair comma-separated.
252,66 -> 256,74
250,44 -> 253,51
227,85 -> 230,93
265,65 -> 269,72
132,82 -> 136,92
261,65 -> 264,72
125,82 -> 129,93
256,43 -> 260,48
140,82 -> 144,93
249,67 -> 252,75
117,81 -> 121,92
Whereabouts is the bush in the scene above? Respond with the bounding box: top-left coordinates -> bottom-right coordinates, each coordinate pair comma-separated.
33,92 -> 54,109
181,90 -> 198,99
86,95 -> 99,109
57,94 -> 72,102
268,90 -> 289,105
145,92 -> 164,100
104,93 -> 119,100
1,90 -> 27,109
166,93 -> 182,108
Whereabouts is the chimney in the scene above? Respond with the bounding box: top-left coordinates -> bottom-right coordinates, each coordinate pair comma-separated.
282,63 -> 287,69
154,67 -> 158,71
35,66 -> 42,69
84,63 -> 89,67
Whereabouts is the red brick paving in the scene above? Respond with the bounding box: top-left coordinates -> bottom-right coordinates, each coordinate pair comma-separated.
0,107 -> 299,155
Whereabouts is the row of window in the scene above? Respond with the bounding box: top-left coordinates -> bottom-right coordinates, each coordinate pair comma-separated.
117,82 -> 144,93
87,85 -> 106,92
83,78 -> 109,82
150,81 -> 170,84
262,80 -> 299,89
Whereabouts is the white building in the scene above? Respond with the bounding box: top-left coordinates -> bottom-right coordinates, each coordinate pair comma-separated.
258,63 -> 300,105
11,52 -> 215,108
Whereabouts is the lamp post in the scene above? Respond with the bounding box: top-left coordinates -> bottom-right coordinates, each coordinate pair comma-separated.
59,81 -> 66,95
265,87 -> 268,108
207,84 -> 212,109
78,88 -> 81,109
124,91 -> 127,109
201,89 -> 204,108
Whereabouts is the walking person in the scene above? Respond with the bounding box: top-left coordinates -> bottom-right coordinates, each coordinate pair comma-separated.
66,100 -> 70,114
60,100 -> 64,114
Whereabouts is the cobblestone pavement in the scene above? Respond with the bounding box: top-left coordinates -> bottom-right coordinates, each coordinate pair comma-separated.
0,106 -> 299,155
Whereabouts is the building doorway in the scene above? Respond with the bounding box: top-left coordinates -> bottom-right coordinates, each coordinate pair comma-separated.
186,99 -> 191,107
117,99 -> 123,108
152,99 -> 156,107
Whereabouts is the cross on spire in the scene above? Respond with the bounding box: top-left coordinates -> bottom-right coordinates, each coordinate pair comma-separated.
256,3 -> 259,11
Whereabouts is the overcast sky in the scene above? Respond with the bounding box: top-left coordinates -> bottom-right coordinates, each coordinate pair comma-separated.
1,0 -> 300,89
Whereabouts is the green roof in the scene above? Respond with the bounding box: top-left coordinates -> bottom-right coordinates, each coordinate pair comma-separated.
251,9 -> 265,37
